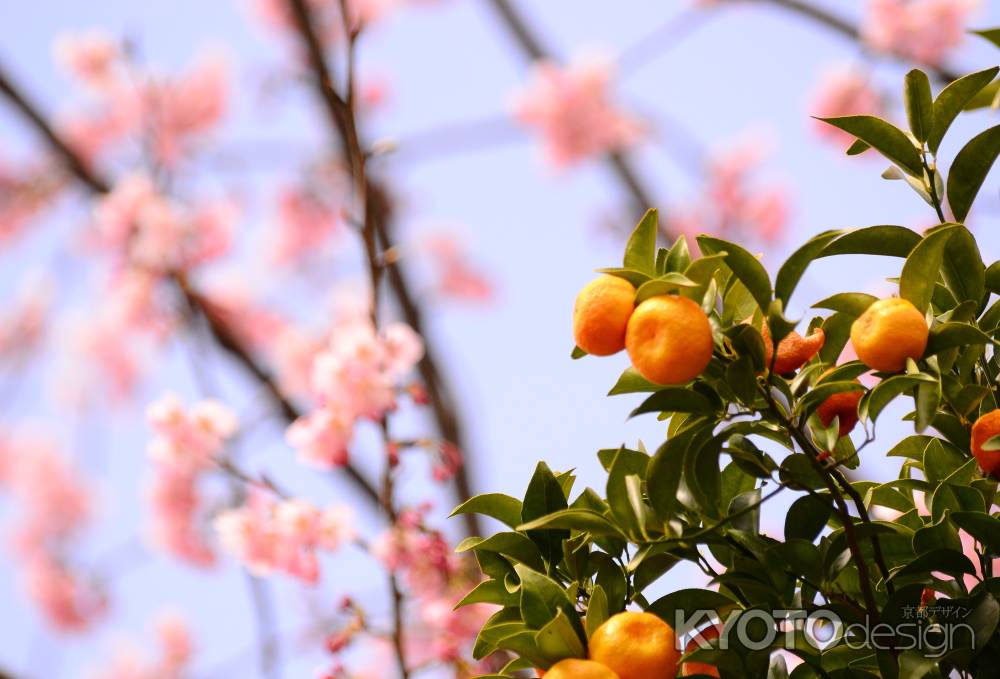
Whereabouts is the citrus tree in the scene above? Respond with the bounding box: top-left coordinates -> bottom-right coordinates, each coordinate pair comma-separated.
452,54 -> 1000,679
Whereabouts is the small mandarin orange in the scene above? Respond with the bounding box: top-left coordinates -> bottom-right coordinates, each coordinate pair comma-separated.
625,295 -> 713,385
850,298 -> 928,372
572,275 -> 637,356
589,611 -> 680,679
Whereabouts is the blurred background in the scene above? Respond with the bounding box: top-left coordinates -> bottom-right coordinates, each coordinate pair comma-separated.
1,0 -> 1000,677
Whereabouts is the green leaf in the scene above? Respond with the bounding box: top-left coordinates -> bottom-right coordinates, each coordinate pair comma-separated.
973,28 -> 1000,50
846,139 -> 870,155
585,585 -> 610,638
904,69 -> 934,144
451,493 -> 524,529
950,511 -> 1000,554
630,388 -> 716,417
595,267 -> 651,287
940,224 -> 985,304
817,115 -> 924,176
521,462 -> 569,566
986,260 -> 1000,294
647,589 -> 739,635
571,345 -> 587,360
647,428 -> 700,521
607,367 -> 660,395
634,273 -> 699,303
929,66 -> 1000,153
947,124 -> 1000,222
456,579 -> 519,608
812,292 -> 878,317
925,322 -> 992,356
889,548 -> 977,582
516,564 -> 581,631
533,609 -> 586,663
517,509 -> 626,538
623,208 -> 659,276
456,533 -> 545,571
784,494 -> 833,542
697,235 -> 772,314
819,225 -> 921,259
774,229 -> 845,308
666,236 -> 692,273
900,225 -> 957,312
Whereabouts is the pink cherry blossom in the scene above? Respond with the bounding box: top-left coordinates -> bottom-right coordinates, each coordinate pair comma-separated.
421,234 -> 494,302
214,495 -> 354,583
54,30 -> 123,92
89,611 -> 194,679
0,433 -> 102,631
862,0 -> 980,67
144,395 -> 237,565
269,186 -> 342,266
512,54 -> 643,167
808,64 -> 883,147
0,277 -> 49,361
285,408 -> 353,468
667,133 -> 789,244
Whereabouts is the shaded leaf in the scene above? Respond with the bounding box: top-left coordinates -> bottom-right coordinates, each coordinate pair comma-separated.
947,124 -> 1000,223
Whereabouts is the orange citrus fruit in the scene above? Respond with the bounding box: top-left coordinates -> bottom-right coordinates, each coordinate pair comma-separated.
681,624 -> 722,678
573,276 -> 637,356
816,384 -> 863,438
971,410 -> 1000,478
589,611 -> 680,679
762,323 -> 825,374
625,296 -> 713,385
543,659 -> 621,679
850,298 -> 928,372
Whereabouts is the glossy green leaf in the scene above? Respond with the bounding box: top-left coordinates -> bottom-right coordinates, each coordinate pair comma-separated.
947,124 -> 1000,223
973,28 -> 1000,50
817,115 -> 923,176
899,225 -> 956,312
904,69 -> 934,143
451,493 -> 524,529
595,267 -> 652,287
630,388 -> 716,418
623,208 -> 659,276
607,367 -> 660,395
950,512 -> 1000,554
929,66 -> 1000,153
634,273 -> 699,303
925,322 -> 992,356
940,224 -> 985,304
812,292 -> 878,317
533,609 -> 586,663
774,229 -> 844,308
818,225 -> 921,259
571,345 -> 587,360
697,235 -> 772,314
784,494 -> 833,542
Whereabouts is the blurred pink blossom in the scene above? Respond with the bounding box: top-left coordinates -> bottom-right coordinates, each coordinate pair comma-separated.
0,278 -> 49,361
0,434 -> 103,631
269,186 -> 342,266
54,30 -> 123,92
214,494 -> 354,582
287,318 -> 423,468
668,133 -> 789,244
862,0 -> 980,66
89,611 -> 195,679
421,234 -> 493,302
808,64 -> 883,147
511,54 -> 643,167
144,395 -> 238,565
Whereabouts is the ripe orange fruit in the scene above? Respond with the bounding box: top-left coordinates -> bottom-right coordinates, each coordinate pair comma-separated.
762,323 -> 825,374
850,298 -> 928,372
971,410 -> 1000,478
816,386 -> 863,438
573,276 -> 637,356
542,659 -> 621,679
681,624 -> 722,678
625,296 -> 713,385
589,611 -> 680,679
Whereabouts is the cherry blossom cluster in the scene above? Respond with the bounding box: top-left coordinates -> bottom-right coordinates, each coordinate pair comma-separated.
511,55 -> 644,167
286,316 -> 424,468
144,394 -> 239,566
668,134 -> 788,244
89,610 -> 194,679
807,63 -> 884,148
0,278 -> 49,361
0,432 -> 104,631
315,506 -> 493,674
214,494 -> 355,583
54,31 -> 227,166
862,0 -> 980,67
92,172 -> 235,274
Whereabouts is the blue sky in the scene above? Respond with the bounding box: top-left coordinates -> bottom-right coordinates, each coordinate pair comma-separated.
1,1 -> 1000,677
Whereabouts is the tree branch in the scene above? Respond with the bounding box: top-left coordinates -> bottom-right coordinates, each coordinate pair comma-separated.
0,59 -> 382,510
